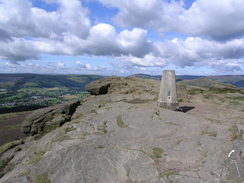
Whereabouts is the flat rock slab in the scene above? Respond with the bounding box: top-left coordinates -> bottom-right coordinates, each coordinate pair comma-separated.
1,94 -> 243,183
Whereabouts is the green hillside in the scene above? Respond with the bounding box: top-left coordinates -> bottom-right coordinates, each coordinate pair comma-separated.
0,74 -> 103,113
207,75 -> 244,87
132,74 -> 244,88
178,77 -> 234,88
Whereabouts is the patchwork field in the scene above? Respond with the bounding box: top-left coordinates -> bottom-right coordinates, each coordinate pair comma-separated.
0,74 -> 103,113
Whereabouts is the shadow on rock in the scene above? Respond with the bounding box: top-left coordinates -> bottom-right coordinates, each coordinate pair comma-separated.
179,106 -> 195,113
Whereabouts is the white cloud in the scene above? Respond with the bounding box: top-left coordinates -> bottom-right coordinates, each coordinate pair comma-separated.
76,60 -> 94,70
0,0 -> 243,75
153,37 -> 244,70
98,0 -> 183,30
210,59 -> 242,73
0,38 -> 39,61
181,0 -> 244,40
98,0 -> 244,40
0,0 -> 90,39
119,54 -> 166,67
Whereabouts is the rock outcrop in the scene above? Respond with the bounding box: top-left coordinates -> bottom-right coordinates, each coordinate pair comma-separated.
1,77 -> 244,183
85,76 -> 159,95
21,100 -> 80,136
85,81 -> 110,95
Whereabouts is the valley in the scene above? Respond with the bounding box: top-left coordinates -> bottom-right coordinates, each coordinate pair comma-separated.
0,74 -> 103,113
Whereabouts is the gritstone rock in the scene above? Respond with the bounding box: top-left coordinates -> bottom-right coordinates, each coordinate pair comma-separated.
21,100 -> 80,136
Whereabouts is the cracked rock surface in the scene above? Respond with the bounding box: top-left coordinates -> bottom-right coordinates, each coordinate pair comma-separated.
1,77 -> 244,183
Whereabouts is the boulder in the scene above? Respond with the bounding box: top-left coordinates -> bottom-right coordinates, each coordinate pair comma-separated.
85,76 -> 159,96
21,100 -> 80,136
85,81 -> 110,95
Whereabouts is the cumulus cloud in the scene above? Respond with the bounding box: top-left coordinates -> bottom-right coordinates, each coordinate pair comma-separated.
114,36 -> 244,71
118,54 -> 166,67
0,0 -> 243,75
0,0 -> 90,39
210,59 -> 242,73
76,60 -> 95,70
99,0 -> 244,40
98,0 -> 183,30
0,38 -> 39,61
81,24 -> 151,57
0,22 -> 152,61
154,37 -> 244,68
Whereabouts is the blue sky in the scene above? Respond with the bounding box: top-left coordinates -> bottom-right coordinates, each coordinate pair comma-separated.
0,0 -> 244,76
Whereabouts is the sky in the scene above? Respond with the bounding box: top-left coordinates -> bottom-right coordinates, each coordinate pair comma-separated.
0,0 -> 244,76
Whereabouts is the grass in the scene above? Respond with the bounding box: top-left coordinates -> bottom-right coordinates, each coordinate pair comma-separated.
152,147 -> 163,158
1,124 -> 21,130
208,87 -> 244,94
229,100 -> 241,105
138,147 -> 164,160
21,169 -> 30,177
97,121 -> 108,134
29,151 -> 46,165
116,115 -> 128,128
64,127 -> 76,133
95,145 -> 105,149
0,140 -> 23,155
203,94 -> 212,99
126,168 -> 131,177
201,129 -> 217,137
54,134 -> 70,142
0,156 -> 14,178
234,96 -> 244,101
159,171 -> 179,177
33,173 -> 51,183
229,125 -> 243,141
187,88 -> 204,95
207,131 -> 217,137
177,98 -> 183,102
0,112 -> 19,119
83,131 -> 90,136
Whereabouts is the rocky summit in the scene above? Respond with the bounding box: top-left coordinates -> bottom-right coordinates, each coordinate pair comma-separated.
1,76 -> 244,183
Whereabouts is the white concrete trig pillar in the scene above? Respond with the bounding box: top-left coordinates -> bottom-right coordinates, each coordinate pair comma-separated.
158,70 -> 178,110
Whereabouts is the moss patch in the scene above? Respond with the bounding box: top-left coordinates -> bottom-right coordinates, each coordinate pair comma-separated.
209,87 -> 244,94
83,131 -> 90,136
116,115 -> 128,128
125,98 -> 149,104
2,124 -> 21,130
33,173 -> 51,183
177,98 -> 183,102
234,96 -> 244,101
29,151 -> 46,165
97,121 -> 108,134
64,126 -> 76,133
126,168 -> 131,177
229,125 -> 243,141
0,140 -> 23,155
201,129 -> 217,137
0,156 -> 14,178
95,145 -> 105,149
159,171 -> 179,177
152,147 -> 163,158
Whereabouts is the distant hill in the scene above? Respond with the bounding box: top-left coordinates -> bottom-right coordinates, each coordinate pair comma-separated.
131,74 -> 244,88
131,74 -> 203,81
0,74 -> 103,91
178,77 -> 233,88
207,75 -> 244,88
1,75 -> 244,183
0,74 -> 103,113
130,74 -> 161,80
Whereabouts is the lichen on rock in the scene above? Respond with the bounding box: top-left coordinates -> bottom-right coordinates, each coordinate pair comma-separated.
21,100 -> 80,136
